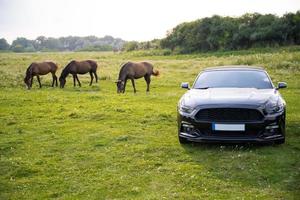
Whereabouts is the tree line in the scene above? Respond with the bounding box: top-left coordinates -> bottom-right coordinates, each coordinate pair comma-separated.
0,35 -> 125,52
1,11 -> 299,53
160,11 -> 300,53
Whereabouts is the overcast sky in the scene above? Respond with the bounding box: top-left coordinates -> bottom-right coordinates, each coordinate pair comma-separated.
0,0 -> 299,43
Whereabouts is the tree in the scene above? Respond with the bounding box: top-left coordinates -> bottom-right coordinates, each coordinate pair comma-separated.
0,38 -> 10,50
8,35 -> 126,52
11,37 -> 36,52
283,11 -> 300,44
11,44 -> 24,52
160,11 -> 300,53
123,41 -> 139,51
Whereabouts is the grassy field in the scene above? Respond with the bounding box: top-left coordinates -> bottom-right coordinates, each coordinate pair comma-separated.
0,48 -> 300,199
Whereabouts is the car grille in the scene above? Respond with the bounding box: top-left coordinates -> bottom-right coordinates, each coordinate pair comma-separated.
195,108 -> 263,122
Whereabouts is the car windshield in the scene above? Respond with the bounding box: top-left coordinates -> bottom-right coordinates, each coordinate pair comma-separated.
193,70 -> 273,89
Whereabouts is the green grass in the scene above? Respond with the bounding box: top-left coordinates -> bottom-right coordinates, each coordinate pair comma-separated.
0,48 -> 300,199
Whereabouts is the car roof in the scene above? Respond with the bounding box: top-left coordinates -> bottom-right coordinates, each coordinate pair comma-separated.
204,65 -> 265,72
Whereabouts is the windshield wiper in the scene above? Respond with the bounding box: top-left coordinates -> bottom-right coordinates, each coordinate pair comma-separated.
195,87 -> 210,89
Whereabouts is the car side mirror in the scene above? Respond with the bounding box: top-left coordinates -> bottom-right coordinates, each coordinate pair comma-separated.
277,82 -> 287,89
181,82 -> 190,90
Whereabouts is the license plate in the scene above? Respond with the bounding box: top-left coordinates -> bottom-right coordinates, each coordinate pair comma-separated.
212,123 -> 245,131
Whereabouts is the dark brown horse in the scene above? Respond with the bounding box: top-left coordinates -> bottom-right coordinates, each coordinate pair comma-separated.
59,60 -> 98,88
116,61 -> 159,93
24,61 -> 58,89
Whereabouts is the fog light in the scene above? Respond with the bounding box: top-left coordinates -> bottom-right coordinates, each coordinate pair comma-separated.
265,125 -> 279,130
181,122 -> 194,133
264,124 -> 279,136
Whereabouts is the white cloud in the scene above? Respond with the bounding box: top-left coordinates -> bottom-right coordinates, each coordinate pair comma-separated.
0,0 -> 299,43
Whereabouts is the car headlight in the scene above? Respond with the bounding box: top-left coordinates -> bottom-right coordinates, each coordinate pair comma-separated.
265,101 -> 284,114
178,97 -> 195,115
179,105 -> 195,114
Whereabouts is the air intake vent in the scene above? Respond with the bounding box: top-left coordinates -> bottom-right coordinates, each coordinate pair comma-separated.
195,108 -> 263,122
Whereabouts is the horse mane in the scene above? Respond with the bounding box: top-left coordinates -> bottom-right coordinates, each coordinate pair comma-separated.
118,62 -> 130,80
25,63 -> 34,80
61,60 -> 76,79
119,62 -> 129,69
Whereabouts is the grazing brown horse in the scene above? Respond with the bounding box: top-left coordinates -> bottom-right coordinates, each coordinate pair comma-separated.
116,61 -> 159,93
59,60 -> 98,88
24,61 -> 58,89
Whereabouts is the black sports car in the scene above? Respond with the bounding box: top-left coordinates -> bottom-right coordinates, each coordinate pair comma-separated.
177,66 -> 287,144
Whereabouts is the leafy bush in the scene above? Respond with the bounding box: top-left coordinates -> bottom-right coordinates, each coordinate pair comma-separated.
161,11 -> 300,53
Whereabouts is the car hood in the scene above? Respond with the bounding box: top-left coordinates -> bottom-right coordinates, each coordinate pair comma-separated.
181,88 -> 279,108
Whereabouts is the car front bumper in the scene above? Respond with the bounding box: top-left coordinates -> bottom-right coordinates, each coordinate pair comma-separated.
178,110 -> 285,143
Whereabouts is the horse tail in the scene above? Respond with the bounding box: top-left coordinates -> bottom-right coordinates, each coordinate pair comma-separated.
53,62 -> 58,72
152,69 -> 160,76
93,61 -> 98,70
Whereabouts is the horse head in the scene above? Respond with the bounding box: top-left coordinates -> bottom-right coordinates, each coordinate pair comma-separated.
115,80 -> 125,93
24,76 -> 31,89
59,76 -> 66,88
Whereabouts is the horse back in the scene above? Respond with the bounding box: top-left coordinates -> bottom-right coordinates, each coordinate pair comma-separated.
141,62 -> 153,72
86,60 -> 98,72
134,62 -> 153,76
45,61 -> 58,72
30,62 -> 56,75
121,62 -> 152,79
73,60 -> 97,74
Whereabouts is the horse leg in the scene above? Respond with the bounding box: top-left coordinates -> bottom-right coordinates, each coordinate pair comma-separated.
123,79 -> 128,93
51,73 -> 55,87
131,78 -> 136,93
144,75 -> 151,92
76,75 -> 81,87
30,76 -> 33,88
55,74 -> 58,87
37,75 -> 42,88
94,72 -> 98,83
52,73 -> 57,87
89,72 -> 94,86
73,74 -> 76,87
